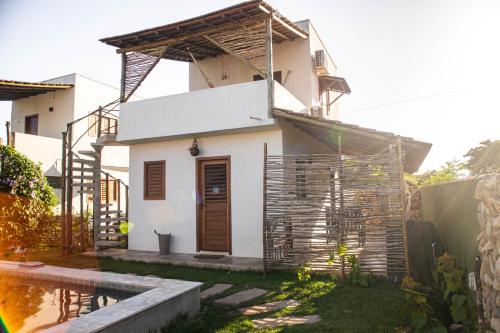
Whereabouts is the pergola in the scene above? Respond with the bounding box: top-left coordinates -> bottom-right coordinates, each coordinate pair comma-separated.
0,80 -> 72,101
100,0 -> 308,108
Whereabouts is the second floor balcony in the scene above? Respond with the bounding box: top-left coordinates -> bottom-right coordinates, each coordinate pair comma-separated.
117,80 -> 307,143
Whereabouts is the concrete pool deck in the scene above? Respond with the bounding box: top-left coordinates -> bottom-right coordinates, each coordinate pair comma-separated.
0,260 -> 201,333
83,248 -> 264,272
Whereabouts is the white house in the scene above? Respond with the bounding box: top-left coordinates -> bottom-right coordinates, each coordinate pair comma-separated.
1,73 -> 129,215
98,0 -> 431,266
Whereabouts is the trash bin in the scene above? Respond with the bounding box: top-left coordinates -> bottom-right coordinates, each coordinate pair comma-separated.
154,230 -> 171,255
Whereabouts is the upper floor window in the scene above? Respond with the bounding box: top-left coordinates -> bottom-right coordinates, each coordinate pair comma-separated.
253,71 -> 282,85
88,114 -> 118,137
25,115 -> 38,135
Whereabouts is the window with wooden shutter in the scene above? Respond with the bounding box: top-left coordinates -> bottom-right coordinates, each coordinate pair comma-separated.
144,161 -> 165,200
88,179 -> 117,203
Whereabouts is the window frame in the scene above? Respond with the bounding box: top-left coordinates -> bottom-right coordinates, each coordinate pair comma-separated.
144,161 -> 166,200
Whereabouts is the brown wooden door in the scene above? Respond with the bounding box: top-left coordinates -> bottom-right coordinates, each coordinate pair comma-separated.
197,157 -> 231,253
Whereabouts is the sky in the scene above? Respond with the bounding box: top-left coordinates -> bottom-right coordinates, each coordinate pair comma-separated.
1,0 -> 499,172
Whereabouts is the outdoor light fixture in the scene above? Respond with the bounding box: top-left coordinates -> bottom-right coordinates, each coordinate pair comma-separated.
49,107 -> 54,112
189,137 -> 200,156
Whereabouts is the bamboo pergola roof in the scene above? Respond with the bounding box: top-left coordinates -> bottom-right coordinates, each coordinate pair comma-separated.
274,109 -> 432,173
100,0 -> 308,61
0,79 -> 73,101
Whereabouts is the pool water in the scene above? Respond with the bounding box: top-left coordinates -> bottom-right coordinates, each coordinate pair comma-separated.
0,276 -> 137,333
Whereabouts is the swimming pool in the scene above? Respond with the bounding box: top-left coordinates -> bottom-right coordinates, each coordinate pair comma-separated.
0,260 -> 201,333
0,277 -> 136,333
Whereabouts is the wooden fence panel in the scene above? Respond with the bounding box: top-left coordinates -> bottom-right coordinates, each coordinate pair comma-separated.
264,153 -> 407,278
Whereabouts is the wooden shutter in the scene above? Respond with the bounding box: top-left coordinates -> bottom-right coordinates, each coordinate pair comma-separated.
144,161 -> 165,200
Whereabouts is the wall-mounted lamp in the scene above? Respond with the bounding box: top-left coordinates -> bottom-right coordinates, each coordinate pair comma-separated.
49,107 -> 54,112
188,137 -> 200,157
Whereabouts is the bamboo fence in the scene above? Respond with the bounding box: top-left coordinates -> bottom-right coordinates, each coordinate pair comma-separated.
263,152 -> 407,278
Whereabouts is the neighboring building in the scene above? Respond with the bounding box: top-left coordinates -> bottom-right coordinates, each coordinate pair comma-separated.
0,74 -> 129,214
97,0 -> 431,261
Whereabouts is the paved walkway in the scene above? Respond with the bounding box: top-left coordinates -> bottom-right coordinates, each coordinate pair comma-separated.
83,249 -> 263,272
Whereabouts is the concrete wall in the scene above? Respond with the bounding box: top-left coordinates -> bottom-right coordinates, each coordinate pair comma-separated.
127,130 -> 283,258
421,179 -> 480,272
280,119 -> 335,155
188,19 -> 341,119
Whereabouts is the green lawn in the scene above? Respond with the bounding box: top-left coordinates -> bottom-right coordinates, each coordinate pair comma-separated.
3,248 -> 407,332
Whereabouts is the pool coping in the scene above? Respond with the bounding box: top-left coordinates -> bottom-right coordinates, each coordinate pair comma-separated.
0,260 -> 202,333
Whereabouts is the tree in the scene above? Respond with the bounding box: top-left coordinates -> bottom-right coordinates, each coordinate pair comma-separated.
407,160 -> 466,188
464,140 -> 500,175
0,145 -> 57,249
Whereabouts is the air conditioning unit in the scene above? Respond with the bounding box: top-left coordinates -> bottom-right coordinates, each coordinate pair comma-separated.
310,106 -> 324,118
314,50 -> 328,74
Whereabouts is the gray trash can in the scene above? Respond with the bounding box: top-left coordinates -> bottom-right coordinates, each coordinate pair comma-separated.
154,230 -> 171,255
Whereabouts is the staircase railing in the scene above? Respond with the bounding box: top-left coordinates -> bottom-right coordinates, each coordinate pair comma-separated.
60,98 -> 128,255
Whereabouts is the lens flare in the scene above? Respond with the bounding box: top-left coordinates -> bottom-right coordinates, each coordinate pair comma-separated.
0,316 -> 10,333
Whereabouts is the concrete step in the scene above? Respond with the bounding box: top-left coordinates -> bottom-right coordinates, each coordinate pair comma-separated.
252,315 -> 320,329
101,217 -> 128,223
98,225 -> 121,231
101,203 -> 113,208
73,167 -> 94,173
99,210 -> 122,216
77,189 -> 94,194
73,158 -> 95,165
239,299 -> 300,315
200,284 -> 234,300
72,175 -> 94,180
97,233 -> 127,239
214,288 -> 268,307
78,150 -> 98,158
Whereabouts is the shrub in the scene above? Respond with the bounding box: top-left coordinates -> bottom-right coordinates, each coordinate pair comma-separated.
0,145 -> 57,249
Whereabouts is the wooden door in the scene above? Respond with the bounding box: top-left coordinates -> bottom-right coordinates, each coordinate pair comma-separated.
197,157 -> 231,253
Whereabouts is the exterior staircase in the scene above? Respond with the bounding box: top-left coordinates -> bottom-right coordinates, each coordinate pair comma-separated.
70,146 -> 128,249
61,102 -> 128,252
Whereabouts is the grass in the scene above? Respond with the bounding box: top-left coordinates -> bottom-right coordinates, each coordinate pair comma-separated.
2,248 -> 407,332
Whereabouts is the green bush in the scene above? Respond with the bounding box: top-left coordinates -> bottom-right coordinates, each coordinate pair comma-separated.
0,145 -> 58,249
0,145 -> 57,206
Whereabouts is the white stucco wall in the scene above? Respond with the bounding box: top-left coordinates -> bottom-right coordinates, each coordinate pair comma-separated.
11,74 -> 76,139
118,80 -> 274,143
127,129 -> 283,258
188,19 -> 342,119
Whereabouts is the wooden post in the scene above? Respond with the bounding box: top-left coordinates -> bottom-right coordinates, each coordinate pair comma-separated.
125,185 -> 129,218
396,136 -> 410,277
93,146 -> 102,250
262,143 -> 268,274
337,134 -> 346,279
5,121 -> 10,146
79,163 -> 84,251
61,131 -> 67,255
120,53 -> 127,103
65,125 -> 73,254
97,106 -> 102,138
265,17 -> 274,118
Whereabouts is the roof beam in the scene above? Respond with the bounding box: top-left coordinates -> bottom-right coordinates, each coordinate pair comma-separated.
203,34 -> 266,77
116,18 -> 267,54
258,5 -> 308,39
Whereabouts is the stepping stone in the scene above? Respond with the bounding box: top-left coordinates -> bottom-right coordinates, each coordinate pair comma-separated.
239,299 -> 300,315
215,288 -> 268,306
200,284 -> 233,300
252,315 -> 321,329
83,267 -> 98,271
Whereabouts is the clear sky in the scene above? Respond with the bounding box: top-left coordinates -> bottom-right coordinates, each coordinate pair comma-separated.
1,0 -> 499,172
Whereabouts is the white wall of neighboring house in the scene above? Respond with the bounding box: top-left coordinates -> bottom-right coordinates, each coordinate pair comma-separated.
9,73 -> 129,214
127,129 -> 283,258
11,75 -> 76,138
